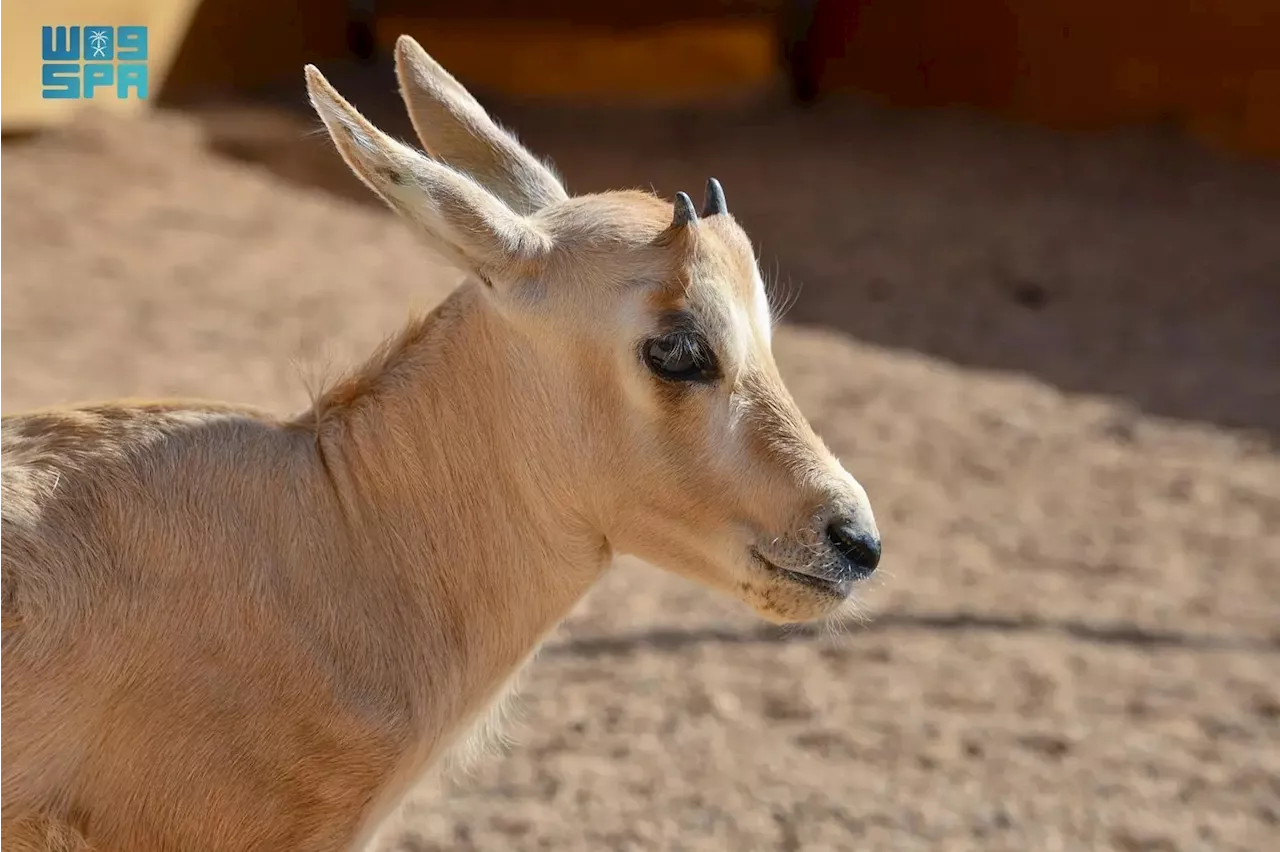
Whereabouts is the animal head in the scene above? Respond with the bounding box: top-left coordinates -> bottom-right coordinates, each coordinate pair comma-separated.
305,37 -> 880,624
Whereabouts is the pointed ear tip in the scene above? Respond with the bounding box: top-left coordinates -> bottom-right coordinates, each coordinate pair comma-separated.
393,35 -> 443,86
303,65 -> 333,98
394,34 -> 430,64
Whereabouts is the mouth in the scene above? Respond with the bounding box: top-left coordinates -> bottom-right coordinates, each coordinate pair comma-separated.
750,549 -> 853,599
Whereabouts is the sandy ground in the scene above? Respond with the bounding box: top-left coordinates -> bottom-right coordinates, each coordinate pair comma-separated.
3,71 -> 1279,851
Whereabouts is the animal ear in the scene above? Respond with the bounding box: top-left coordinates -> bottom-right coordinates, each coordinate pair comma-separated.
305,65 -> 550,285
393,35 -> 569,215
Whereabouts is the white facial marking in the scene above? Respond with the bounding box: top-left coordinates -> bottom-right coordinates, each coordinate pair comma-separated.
723,296 -> 757,377
751,266 -> 773,345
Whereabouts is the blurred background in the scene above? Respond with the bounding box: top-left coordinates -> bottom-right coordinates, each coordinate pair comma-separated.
3,2 -> 1279,850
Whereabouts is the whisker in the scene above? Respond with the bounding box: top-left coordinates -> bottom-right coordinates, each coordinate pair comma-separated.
762,257 -> 803,324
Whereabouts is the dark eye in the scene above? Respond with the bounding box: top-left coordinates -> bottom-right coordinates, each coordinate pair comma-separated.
643,332 -> 718,383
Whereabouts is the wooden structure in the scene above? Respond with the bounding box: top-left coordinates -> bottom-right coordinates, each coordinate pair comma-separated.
797,0 -> 1280,159
0,0 -> 353,132
4,0 -> 1278,159
1,0 -> 204,130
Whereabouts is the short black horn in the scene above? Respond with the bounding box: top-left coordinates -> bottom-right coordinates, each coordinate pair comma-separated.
702,177 -> 726,217
672,191 -> 698,227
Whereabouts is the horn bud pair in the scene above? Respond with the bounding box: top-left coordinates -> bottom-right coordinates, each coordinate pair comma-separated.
673,178 -> 727,226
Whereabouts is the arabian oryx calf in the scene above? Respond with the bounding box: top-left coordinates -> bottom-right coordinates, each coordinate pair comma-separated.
1,36 -> 882,852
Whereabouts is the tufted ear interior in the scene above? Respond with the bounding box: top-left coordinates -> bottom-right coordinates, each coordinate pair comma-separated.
305,64 -> 552,286
393,35 -> 569,217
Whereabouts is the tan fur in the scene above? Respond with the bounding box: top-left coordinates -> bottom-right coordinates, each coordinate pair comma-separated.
0,37 -> 880,852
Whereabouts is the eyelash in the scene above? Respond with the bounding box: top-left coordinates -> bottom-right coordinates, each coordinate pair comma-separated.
642,331 -> 719,383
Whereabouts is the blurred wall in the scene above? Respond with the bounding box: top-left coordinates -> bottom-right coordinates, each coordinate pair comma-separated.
10,0 -> 1278,160
373,0 -> 784,103
805,0 -> 1280,158
162,0 -> 353,99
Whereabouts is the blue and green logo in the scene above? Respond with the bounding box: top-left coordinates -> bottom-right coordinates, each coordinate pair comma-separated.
42,26 -> 149,100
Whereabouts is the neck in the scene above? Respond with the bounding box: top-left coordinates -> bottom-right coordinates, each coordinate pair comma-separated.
305,282 -> 608,764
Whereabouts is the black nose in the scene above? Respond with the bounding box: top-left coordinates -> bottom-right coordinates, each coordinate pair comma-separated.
825,519 -> 881,579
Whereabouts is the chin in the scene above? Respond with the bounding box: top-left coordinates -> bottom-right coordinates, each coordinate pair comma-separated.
648,546 -> 854,625
733,550 -> 854,624
736,572 -> 854,625
752,592 -> 850,624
